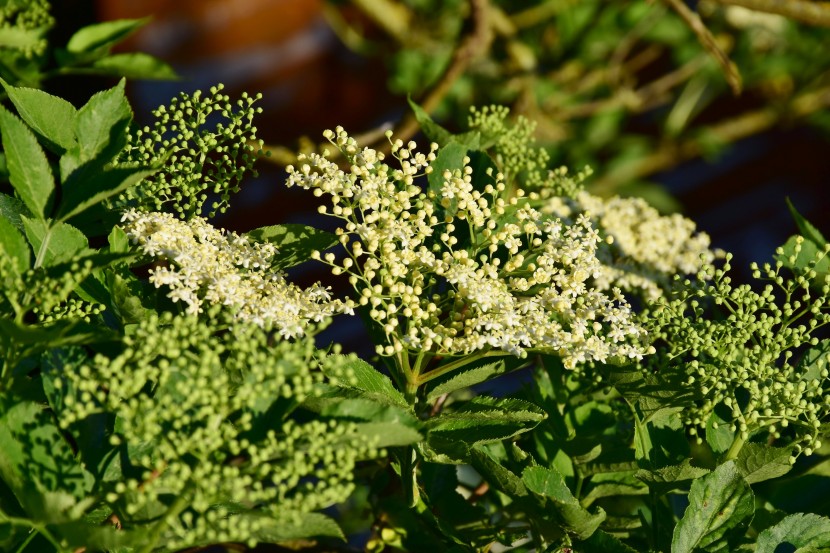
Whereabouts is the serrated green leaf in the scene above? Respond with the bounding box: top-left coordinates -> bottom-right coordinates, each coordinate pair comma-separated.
0,215 -> 30,274
428,396 -> 545,445
469,445 -> 527,497
636,460 -> 710,494
706,405 -> 735,455
734,443 -> 793,484
523,464 -> 606,540
71,78 -> 132,167
581,471 -> 647,507
0,80 -> 78,153
786,198 -> 826,246
0,193 -> 29,232
247,224 -> 338,270
66,18 -> 148,55
578,529 -> 640,553
21,216 -> 87,267
91,52 -> 178,80
57,166 -> 155,222
250,511 -> 345,542
755,513 -> 830,553
0,105 -> 55,219
408,97 -> 454,145
105,268 -> 154,324
425,360 -> 507,400
672,461 -> 754,553
322,354 -> 408,407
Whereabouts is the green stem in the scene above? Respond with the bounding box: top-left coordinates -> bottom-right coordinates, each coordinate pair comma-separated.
400,446 -> 419,508
724,432 -> 747,461
138,485 -> 192,553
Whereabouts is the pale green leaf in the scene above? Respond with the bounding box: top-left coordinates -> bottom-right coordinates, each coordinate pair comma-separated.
755,513 -> 830,553
21,216 -> 88,267
0,105 -> 55,219
672,461 -> 754,553
0,80 -> 78,153
57,166 -> 155,222
247,224 -> 338,270
73,78 -> 132,166
91,52 -> 178,80
66,18 -> 148,55
352,422 -> 422,448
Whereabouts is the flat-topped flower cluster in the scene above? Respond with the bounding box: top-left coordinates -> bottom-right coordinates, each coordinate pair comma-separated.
121,209 -> 354,337
546,191 -> 720,300
287,128 -> 652,369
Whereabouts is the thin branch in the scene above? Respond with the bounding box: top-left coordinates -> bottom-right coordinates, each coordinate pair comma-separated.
386,0 -> 494,149
713,0 -> 830,28
663,0 -> 743,95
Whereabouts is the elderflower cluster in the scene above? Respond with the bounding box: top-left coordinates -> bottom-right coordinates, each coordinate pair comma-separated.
57,312 -> 377,550
286,128 -> 651,369
115,84 -> 263,219
546,191 -> 720,300
646,243 -> 830,456
120,209 -> 353,337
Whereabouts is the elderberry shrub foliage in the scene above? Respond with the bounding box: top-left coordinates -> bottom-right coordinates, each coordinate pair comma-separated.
1,87 -> 830,553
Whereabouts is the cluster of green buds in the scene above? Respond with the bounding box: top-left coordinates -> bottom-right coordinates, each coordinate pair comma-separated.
0,0 -> 53,57
57,311 -> 377,550
115,84 -> 264,219
645,240 -> 830,457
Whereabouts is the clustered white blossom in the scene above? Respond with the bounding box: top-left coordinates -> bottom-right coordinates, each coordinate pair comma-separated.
120,209 -> 353,337
546,191 -> 720,301
286,128 -> 651,370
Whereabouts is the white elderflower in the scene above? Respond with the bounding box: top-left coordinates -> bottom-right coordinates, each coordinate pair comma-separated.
120,210 -> 354,337
287,129 -> 651,372
546,191 -> 721,301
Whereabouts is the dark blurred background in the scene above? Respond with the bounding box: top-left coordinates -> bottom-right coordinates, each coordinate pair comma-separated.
53,0 -> 830,303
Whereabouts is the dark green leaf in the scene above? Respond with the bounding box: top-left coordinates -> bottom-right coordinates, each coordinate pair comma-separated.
251,511 -> 345,542
581,471 -> 647,507
247,224 -> 338,270
633,407 -> 688,469
0,215 -> 30,274
734,443 -> 793,485
0,105 -> 55,219
0,193 -> 29,232
91,52 -> 178,80
636,460 -> 710,494
755,513 -> 830,553
428,396 -> 546,445
522,464 -> 606,540
0,319 -> 114,352
706,406 -> 735,456
425,360 -> 507,401
57,166 -> 155,222
672,461 -> 754,553
469,445 -> 527,497
0,80 -> 77,153
577,529 -> 640,553
321,354 -> 408,408
71,78 -> 132,167
786,197 -> 826,246
21,216 -> 87,266
66,18 -> 148,55
105,268 -> 155,324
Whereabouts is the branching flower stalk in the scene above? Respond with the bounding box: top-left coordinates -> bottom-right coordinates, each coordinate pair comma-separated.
645,239 -> 830,459
286,127 -> 652,399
